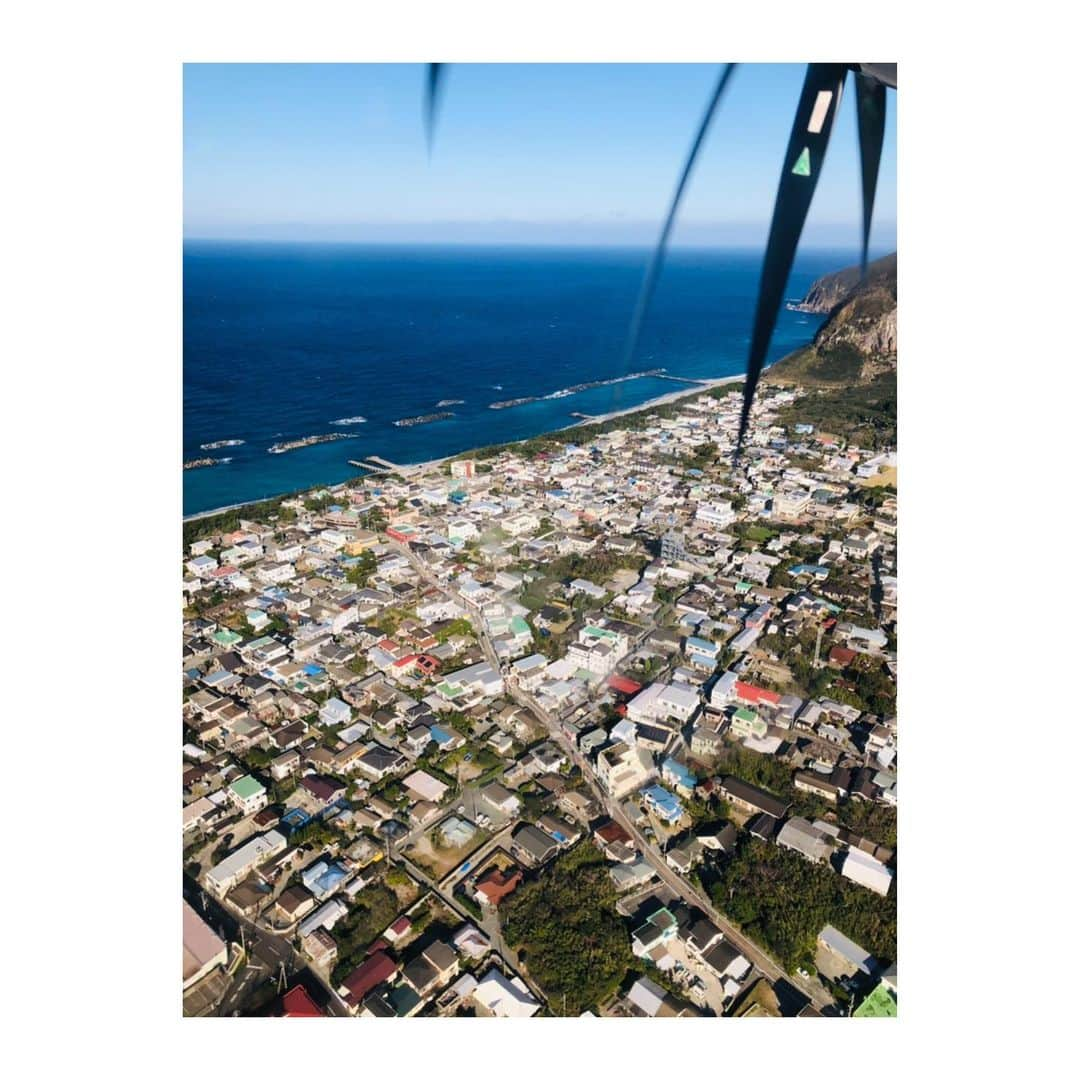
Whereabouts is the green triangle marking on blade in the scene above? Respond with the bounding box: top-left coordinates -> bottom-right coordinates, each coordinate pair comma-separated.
792,147 -> 811,177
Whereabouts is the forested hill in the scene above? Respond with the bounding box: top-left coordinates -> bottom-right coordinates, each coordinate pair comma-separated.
766,253 -> 897,451
767,253 -> 897,388
795,252 -> 896,315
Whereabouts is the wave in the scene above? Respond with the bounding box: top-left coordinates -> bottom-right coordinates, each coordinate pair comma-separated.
199,439 -> 245,450
489,367 -> 666,409
330,416 -> 367,425
268,433 -> 359,454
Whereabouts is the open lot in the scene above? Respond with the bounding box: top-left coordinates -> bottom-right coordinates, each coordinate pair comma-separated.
405,816 -> 486,880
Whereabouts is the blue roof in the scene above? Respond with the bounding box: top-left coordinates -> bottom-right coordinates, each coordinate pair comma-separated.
662,758 -> 697,788
791,564 -> 829,577
303,663 -> 325,675
429,726 -> 453,745
643,784 -> 683,818
686,636 -> 718,652
282,807 -> 311,829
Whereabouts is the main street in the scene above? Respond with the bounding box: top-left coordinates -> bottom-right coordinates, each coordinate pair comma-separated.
396,540 -> 836,1012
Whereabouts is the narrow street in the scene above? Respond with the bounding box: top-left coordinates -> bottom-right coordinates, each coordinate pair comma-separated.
397,540 -> 835,1012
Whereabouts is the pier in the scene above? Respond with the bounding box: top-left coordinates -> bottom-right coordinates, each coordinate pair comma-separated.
349,455 -> 428,477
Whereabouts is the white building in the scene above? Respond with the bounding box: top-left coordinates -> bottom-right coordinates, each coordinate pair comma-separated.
470,969 -> 540,1018
435,661 -> 504,707
626,681 -> 700,726
695,501 -> 736,529
205,829 -> 286,899
597,742 -> 654,800
841,848 -> 894,896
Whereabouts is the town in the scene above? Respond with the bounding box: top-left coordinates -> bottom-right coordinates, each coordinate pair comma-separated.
182,380 -> 897,1018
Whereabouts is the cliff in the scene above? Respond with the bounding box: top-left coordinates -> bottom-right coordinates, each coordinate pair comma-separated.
767,252 -> 897,386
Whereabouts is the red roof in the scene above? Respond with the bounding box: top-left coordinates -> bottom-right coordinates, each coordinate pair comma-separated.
281,985 -> 323,1017
341,951 -> 398,1002
300,774 -> 345,802
594,820 -> 631,846
475,867 -> 523,906
829,645 -> 857,667
734,680 -> 781,707
607,674 -> 643,696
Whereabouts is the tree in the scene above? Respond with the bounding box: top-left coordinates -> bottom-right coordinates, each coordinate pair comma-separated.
711,835 -> 895,971
502,842 -> 633,1014
346,549 -> 377,587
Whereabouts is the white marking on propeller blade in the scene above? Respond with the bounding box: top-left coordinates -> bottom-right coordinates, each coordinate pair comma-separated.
807,90 -> 833,134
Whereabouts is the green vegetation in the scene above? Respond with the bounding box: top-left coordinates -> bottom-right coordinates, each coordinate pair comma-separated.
346,549 -> 377,587
183,490 -> 305,548
330,882 -> 401,984
837,800 -> 897,849
737,524 -> 779,544
777,372 -> 897,450
502,842 -> 633,1015
287,820 -> 337,849
772,341 -> 865,385
435,617 -> 474,644
711,835 -> 896,971
545,550 -> 648,586
716,745 -> 896,848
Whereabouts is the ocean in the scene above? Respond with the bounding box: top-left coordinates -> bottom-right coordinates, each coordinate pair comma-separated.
183,243 -> 845,516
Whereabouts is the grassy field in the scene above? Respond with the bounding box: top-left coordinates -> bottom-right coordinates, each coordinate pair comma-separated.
861,465 -> 897,488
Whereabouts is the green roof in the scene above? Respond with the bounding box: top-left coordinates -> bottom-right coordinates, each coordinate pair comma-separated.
733,707 -> 758,722
229,775 -> 265,800
212,628 -> 242,646
854,981 -> 897,1018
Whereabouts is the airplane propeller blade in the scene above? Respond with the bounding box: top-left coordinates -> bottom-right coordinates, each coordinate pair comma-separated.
735,62 -> 849,458
621,64 -> 737,371
855,71 -> 887,276
425,63 -> 445,156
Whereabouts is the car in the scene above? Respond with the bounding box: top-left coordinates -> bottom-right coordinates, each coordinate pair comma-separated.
457,805 -> 466,814
796,967 -> 811,979
464,752 -> 473,762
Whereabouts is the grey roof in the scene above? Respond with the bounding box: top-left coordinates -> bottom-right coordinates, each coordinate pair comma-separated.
777,817 -> 833,862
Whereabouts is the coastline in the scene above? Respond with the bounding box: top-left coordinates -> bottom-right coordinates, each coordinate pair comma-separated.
182,373 -> 745,522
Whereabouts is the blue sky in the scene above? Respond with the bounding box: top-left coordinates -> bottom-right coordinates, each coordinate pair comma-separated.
184,63 -> 896,249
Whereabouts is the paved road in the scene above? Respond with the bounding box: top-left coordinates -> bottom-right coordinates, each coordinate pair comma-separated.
184,874 -> 352,1017
389,831 -> 545,1005
396,542 -> 834,1012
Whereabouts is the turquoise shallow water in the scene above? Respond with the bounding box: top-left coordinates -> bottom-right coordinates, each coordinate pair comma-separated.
183,243 -> 848,515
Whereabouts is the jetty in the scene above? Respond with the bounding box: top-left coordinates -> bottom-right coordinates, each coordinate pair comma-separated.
652,373 -> 713,386
349,455 -> 426,477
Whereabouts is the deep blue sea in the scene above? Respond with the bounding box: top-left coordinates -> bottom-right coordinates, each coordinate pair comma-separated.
184,243 -> 847,516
